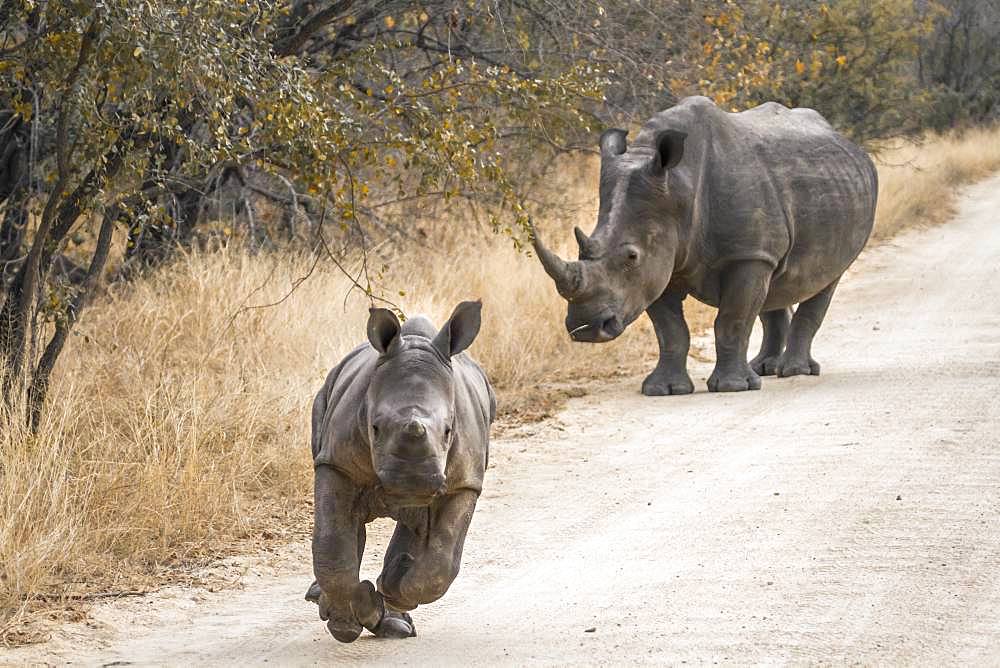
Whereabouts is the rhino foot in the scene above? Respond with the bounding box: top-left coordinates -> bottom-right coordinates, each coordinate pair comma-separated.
351,580 -> 416,640
327,617 -> 364,643
776,356 -> 820,377
749,354 -> 780,376
308,580 -> 406,643
707,367 -> 762,392
641,370 -> 695,396
374,609 -> 417,639
314,587 -> 365,643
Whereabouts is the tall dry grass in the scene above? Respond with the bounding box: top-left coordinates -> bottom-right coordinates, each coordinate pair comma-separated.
2,125 -> 999,642
873,125 -> 1000,239
0,164 -> 660,641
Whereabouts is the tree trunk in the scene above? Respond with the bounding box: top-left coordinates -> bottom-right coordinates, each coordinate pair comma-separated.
26,206 -> 117,430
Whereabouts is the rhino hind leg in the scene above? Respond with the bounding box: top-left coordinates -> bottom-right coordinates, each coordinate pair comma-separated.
776,278 -> 840,377
708,260 -> 773,392
750,308 -> 792,376
642,289 -> 695,396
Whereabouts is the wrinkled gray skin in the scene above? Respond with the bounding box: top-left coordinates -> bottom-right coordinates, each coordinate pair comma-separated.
304,301 -> 495,642
534,96 -> 878,394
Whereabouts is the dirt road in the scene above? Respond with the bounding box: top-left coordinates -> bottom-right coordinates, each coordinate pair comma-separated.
9,176 -> 1000,666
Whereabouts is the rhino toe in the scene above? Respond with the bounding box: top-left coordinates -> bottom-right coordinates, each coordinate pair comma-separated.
776,356 -> 820,377
641,370 -> 694,396
750,354 -> 780,376
304,580 -> 321,603
327,617 -> 363,643
374,610 -> 416,639
708,367 -> 762,392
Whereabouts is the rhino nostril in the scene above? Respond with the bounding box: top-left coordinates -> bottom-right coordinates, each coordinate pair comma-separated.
601,316 -> 622,336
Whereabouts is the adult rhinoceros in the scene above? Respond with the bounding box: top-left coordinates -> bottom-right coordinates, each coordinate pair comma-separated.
533,96 -> 877,395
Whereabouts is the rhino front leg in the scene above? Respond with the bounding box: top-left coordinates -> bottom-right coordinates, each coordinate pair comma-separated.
708,260 -> 773,392
642,288 -> 695,396
312,465 -> 369,643
777,278 -> 840,377
377,490 -> 478,622
750,308 -> 791,376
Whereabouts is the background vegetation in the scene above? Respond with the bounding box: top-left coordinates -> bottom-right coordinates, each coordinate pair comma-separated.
2,0 -> 1000,643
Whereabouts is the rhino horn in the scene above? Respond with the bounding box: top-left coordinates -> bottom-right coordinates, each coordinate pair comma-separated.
574,226 -> 593,257
531,222 -> 584,299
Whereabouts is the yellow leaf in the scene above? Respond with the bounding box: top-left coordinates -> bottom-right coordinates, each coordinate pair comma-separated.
384,15 -> 396,29
835,55 -> 847,66
795,59 -> 805,75
132,46 -> 144,58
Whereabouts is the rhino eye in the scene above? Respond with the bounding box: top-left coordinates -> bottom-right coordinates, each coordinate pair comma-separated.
371,424 -> 380,437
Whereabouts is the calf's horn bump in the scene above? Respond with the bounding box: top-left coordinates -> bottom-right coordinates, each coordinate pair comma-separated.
403,419 -> 426,437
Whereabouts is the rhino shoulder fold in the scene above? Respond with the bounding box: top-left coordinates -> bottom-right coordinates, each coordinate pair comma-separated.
310,343 -> 376,463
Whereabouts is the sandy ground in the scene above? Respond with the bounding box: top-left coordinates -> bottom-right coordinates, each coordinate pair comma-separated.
5,175 -> 1000,666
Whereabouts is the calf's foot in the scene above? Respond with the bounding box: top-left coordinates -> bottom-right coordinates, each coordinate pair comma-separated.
707,365 -> 762,392
376,609 -> 417,638
775,355 -> 820,377
352,579 -> 416,639
317,592 -> 363,643
642,368 -> 694,396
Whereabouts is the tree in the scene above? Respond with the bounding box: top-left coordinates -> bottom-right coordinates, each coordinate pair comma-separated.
918,0 -> 1000,129
0,0 -> 603,427
675,0 -> 937,144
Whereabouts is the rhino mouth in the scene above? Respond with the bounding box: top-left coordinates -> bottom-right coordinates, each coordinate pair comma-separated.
376,468 -> 447,507
567,314 -> 625,343
378,487 -> 445,508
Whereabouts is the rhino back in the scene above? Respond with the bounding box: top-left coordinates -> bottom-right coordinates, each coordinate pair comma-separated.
637,96 -> 876,306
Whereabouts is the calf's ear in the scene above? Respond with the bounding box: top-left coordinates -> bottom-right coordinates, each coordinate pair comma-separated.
368,308 -> 401,354
653,129 -> 686,172
433,301 -> 482,358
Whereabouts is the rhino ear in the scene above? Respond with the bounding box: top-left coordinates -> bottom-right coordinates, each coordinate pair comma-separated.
654,129 -> 686,172
433,301 -> 482,358
599,128 -> 628,158
367,308 -> 401,354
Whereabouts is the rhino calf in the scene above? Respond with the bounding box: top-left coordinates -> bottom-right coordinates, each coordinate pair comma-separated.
305,301 -> 495,641
534,96 -> 878,395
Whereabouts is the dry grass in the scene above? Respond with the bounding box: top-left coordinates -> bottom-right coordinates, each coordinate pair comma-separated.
873,125 -> 1000,240
2,125 -> 998,643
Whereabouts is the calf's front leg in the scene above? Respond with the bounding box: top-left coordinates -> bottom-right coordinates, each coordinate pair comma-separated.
312,465 -> 369,643
378,490 -> 478,617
